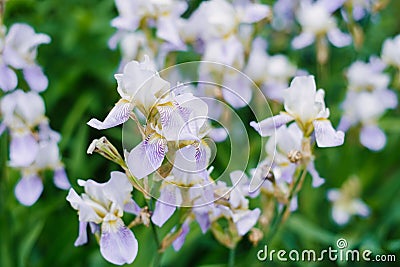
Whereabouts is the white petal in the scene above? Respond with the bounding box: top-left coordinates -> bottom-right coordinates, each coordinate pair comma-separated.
250,113 -> 293,137
313,119 -> 345,147
10,134 -> 39,167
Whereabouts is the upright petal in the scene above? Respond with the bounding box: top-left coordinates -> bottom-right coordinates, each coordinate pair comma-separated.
313,119 -> 345,147
360,125 -> 386,151
15,174 -> 43,206
127,134 -> 167,179
100,218 -> 138,265
87,101 -> 132,130
238,3 -> 271,23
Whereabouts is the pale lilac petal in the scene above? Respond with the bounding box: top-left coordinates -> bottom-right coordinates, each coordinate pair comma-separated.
222,73 -> 252,108
111,17 -> 140,32
354,200 -> 370,217
156,17 -> 184,48
15,174 -> 43,206
194,210 -> 210,233
327,189 -> 340,201
172,221 -> 190,251
10,134 -> 39,167
327,28 -> 352,47
23,65 -> 48,92
353,6 -> 366,21
127,134 -> 167,179
313,120 -> 345,147
307,161 -> 325,187
239,4 -> 271,23
236,208 -> 261,236
0,123 -> 6,136
53,168 -> 71,190
360,125 -> 386,151
100,219 -> 138,265
151,186 -> 180,227
250,113 -> 293,137
337,116 -> 353,132
0,64 -> 17,92
152,200 -> 176,227
290,195 -> 298,212
87,101 -> 132,130
74,221 -> 88,246
318,0 -> 346,13
208,127 -> 228,142
332,207 -> 350,225
292,33 -> 315,49
124,199 -> 141,216
377,89 -> 398,109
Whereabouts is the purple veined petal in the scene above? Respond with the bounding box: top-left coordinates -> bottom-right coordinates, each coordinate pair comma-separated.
124,199 -> 141,216
74,221 -> 88,246
87,100 -> 132,130
313,119 -> 345,148
307,161 -> 325,187
327,28 -> 352,48
100,218 -> 138,265
250,113 -> 293,137
172,220 -> 190,251
15,174 -> 43,206
127,134 -> 167,179
291,32 -> 315,49
23,65 -> 49,92
238,3 -> 271,23
10,133 -> 39,167
360,125 -> 386,151
53,168 -> 71,190
332,206 -> 350,225
235,208 -> 261,236
0,64 -> 17,92
156,17 -> 184,48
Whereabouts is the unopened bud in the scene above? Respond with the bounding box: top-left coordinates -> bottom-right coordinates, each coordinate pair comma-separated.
288,150 -> 302,163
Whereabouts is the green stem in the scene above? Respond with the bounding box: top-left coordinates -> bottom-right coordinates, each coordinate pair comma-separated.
228,246 -> 236,267
265,166 -> 308,243
148,198 -> 163,267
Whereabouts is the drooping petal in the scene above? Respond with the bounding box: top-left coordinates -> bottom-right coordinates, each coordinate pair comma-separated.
15,174 -> 43,206
172,220 -> 190,251
353,199 -> 370,217
332,206 -> 350,225
151,186 -> 181,227
23,65 -> 49,92
327,28 -> 352,48
208,127 -> 228,142
307,161 -> 325,187
234,208 -> 261,236
313,119 -> 345,147
291,32 -> 315,49
250,113 -> 293,137
74,221 -> 88,246
10,134 -> 39,167
360,125 -> 386,151
0,64 -> 17,92
194,209 -> 211,233
127,134 -> 167,179
87,100 -> 132,130
53,168 -> 71,190
100,218 -> 138,265
124,199 -> 141,216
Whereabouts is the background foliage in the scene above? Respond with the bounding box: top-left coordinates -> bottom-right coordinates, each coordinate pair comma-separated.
0,0 -> 399,266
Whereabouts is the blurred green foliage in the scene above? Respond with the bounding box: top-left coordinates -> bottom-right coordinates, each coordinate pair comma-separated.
0,0 -> 399,266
